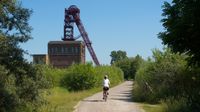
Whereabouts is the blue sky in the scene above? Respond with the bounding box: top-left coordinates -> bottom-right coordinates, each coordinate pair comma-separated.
21,0 -> 172,65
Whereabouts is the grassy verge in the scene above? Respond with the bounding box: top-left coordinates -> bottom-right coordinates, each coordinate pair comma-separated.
39,87 -> 102,112
140,103 -> 165,112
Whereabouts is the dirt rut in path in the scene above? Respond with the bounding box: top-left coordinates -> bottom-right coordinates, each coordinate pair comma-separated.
74,81 -> 144,112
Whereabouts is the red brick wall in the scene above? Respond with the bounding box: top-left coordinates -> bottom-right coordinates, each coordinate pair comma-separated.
48,41 -> 85,68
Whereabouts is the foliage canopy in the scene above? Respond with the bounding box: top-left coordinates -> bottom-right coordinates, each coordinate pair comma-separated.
0,0 -> 50,111
158,0 -> 200,65
110,50 -> 127,65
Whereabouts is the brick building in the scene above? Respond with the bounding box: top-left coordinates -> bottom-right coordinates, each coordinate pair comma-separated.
32,41 -> 85,68
32,54 -> 48,65
48,41 -> 85,68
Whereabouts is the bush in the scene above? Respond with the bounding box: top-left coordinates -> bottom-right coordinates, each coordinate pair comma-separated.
0,65 -> 18,112
61,63 -> 96,91
182,67 -> 200,111
132,62 -> 157,102
38,65 -> 67,87
162,97 -> 189,112
0,63 -> 52,112
94,65 -> 124,87
132,83 -> 147,102
61,63 -> 124,91
133,49 -> 187,103
133,48 -> 200,112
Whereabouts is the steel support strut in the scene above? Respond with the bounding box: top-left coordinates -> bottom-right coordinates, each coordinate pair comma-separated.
63,5 -> 100,65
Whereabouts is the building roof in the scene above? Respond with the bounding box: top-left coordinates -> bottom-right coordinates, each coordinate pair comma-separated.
48,40 -> 84,45
31,54 -> 46,56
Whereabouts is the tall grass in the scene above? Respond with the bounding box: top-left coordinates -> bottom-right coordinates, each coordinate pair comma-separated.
161,97 -> 189,112
141,103 -> 165,112
39,87 -> 102,112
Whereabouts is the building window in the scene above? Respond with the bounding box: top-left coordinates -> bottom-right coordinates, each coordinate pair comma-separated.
51,47 -> 54,54
58,47 -> 61,54
75,47 -> 80,54
68,47 -> 72,54
64,47 -> 68,54
71,47 -> 74,54
61,47 -> 64,54
55,47 -> 58,53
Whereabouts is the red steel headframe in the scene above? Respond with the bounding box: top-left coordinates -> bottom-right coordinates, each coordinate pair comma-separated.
63,5 -> 100,66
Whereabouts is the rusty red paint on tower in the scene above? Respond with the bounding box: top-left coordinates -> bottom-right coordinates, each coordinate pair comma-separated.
63,5 -> 100,66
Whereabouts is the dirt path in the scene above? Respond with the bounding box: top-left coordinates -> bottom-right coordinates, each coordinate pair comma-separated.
74,81 -> 144,112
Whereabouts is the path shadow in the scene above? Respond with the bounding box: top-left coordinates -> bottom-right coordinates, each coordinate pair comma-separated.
120,92 -> 131,95
82,99 -> 103,102
112,94 -> 132,97
110,90 -> 133,102
110,97 -> 133,102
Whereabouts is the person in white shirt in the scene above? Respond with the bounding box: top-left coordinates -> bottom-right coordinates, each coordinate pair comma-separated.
102,75 -> 110,99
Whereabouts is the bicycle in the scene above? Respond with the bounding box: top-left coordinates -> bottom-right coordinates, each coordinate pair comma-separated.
102,75 -> 110,102
103,88 -> 109,102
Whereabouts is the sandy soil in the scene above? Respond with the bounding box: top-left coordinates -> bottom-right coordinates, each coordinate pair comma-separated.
73,81 -> 145,112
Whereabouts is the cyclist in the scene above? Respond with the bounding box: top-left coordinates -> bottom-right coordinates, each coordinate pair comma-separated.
102,75 -> 110,100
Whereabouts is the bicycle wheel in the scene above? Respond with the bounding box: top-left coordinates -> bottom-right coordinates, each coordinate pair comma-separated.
103,91 -> 108,102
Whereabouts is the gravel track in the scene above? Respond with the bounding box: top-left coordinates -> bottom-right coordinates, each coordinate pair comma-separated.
74,81 -> 144,112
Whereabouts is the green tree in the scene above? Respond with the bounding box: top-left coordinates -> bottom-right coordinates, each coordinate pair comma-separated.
158,1 -> 200,111
110,50 -> 127,64
130,55 -> 144,79
114,58 -> 132,79
158,0 -> 200,66
0,65 -> 17,112
0,0 -> 32,70
0,0 -> 49,111
114,55 -> 144,79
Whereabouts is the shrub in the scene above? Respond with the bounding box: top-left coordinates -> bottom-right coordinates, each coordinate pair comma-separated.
182,67 -> 200,111
61,63 -> 124,91
132,83 -> 147,102
94,65 -> 124,87
38,65 -> 67,87
132,62 -> 157,102
133,49 -> 187,103
162,97 -> 189,112
0,65 -> 18,112
0,63 -> 51,112
61,63 -> 96,91
133,48 -> 200,112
